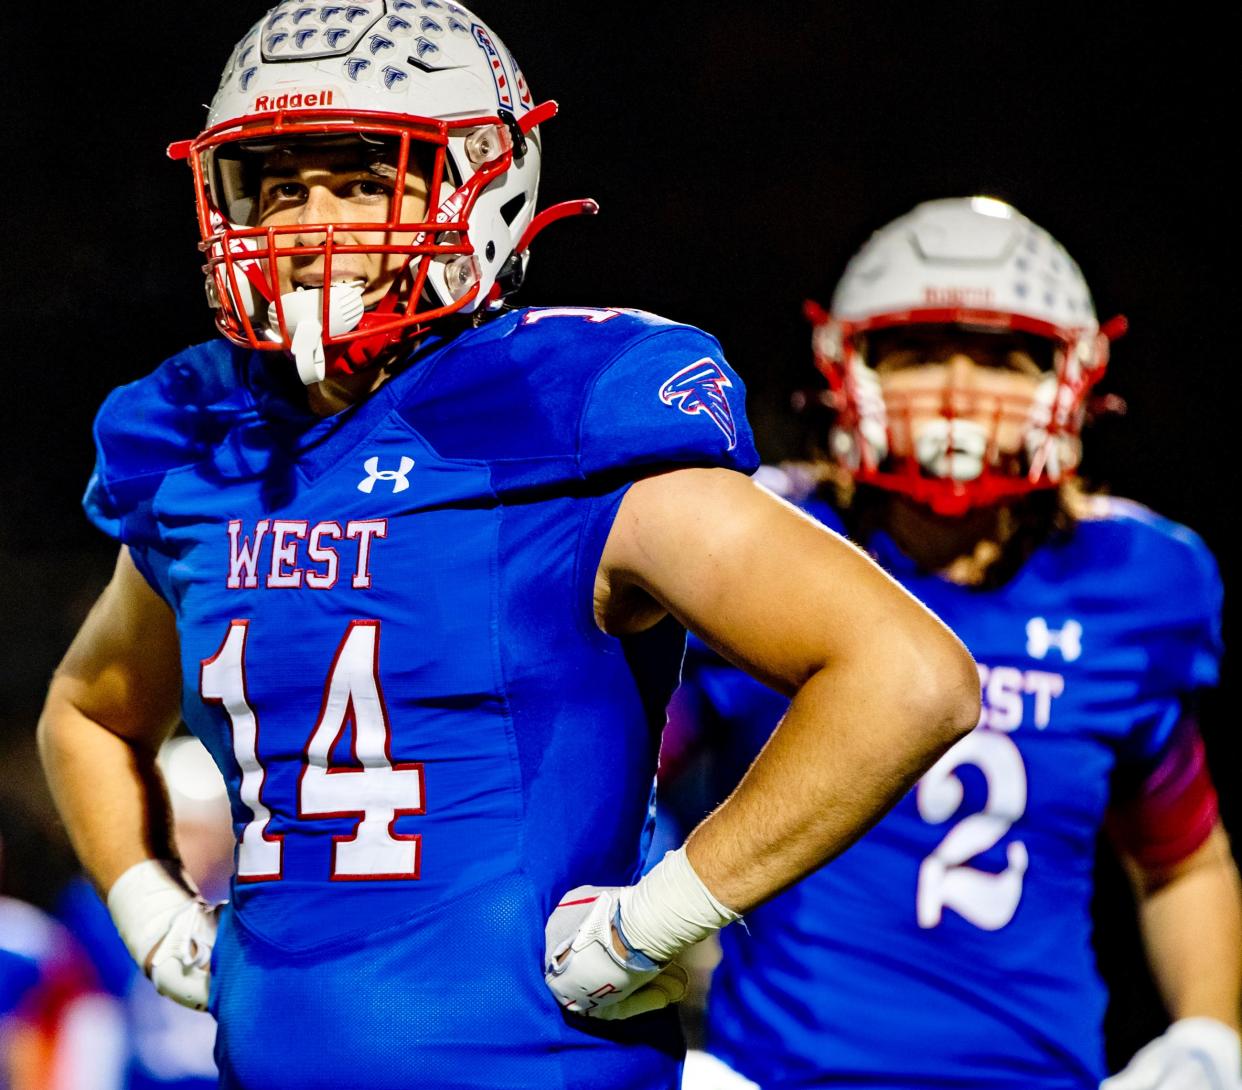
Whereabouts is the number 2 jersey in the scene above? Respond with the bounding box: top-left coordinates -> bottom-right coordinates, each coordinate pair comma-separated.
82,307 -> 758,1090
685,487 -> 1223,1090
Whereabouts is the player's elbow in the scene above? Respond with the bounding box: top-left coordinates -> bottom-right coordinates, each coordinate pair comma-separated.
36,680 -> 81,769
894,621 -> 980,750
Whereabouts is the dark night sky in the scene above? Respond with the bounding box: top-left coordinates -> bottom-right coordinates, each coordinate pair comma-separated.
0,1 -> 1234,1060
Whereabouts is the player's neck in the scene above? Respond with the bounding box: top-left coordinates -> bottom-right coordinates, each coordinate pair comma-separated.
304,344 -> 416,416
306,366 -> 392,417
880,498 -> 1018,587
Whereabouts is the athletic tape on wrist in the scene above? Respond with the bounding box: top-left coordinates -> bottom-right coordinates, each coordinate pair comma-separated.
617,847 -> 740,964
105,860 -> 197,969
1166,1018 -> 1241,1077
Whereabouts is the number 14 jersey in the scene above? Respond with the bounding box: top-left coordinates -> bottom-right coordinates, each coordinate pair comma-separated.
83,307 -> 758,1090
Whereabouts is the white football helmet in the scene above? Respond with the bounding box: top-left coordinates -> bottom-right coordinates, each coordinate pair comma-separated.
169,0 -> 595,383
809,197 -> 1125,514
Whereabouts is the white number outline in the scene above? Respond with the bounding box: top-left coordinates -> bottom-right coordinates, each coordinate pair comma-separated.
915,728 -> 1029,931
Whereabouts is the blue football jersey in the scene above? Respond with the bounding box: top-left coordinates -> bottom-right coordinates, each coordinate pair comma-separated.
688,490 -> 1222,1090
83,307 -> 758,1090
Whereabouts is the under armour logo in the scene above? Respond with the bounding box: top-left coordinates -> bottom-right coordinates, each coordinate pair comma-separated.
358,456 -> 416,494
1026,617 -> 1082,662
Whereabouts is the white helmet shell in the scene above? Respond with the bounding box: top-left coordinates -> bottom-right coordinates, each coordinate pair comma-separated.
205,0 -> 541,316
811,197 -> 1119,515
831,197 -> 1098,336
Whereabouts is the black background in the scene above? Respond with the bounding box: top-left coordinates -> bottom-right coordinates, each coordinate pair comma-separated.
1,1 -> 1234,1070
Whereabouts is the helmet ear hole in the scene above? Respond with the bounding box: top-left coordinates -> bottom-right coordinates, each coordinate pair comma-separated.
500,194 -> 526,226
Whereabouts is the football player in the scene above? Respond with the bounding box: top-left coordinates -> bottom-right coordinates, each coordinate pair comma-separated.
34,6 -> 978,1089
677,197 -> 1242,1089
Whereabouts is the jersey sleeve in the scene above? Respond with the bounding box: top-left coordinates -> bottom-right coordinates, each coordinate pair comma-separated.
1111,515 -> 1224,765
83,342 -> 244,543
1154,524 -> 1224,692
1107,714 -> 1221,868
83,342 -> 247,603
82,385 -> 166,550
578,326 -> 759,478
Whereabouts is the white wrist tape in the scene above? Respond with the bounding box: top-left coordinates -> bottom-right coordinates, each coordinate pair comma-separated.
1102,1016 -> 1241,1090
1166,1017 -> 1241,1078
106,860 -> 198,969
616,847 -> 740,964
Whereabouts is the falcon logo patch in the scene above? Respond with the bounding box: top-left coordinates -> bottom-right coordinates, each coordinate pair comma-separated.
658,358 -> 738,450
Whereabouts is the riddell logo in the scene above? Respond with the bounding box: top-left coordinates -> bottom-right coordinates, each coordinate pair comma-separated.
252,89 -> 335,111
924,287 -> 994,307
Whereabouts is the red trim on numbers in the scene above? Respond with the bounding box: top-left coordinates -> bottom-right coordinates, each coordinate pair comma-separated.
199,620 -> 284,882
297,620 -> 425,881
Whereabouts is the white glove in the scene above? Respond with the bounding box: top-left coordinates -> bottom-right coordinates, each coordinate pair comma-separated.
544,846 -> 738,1020
106,860 -> 221,1012
681,1049 -> 760,1089
1101,1018 -> 1241,1090
543,885 -> 689,1019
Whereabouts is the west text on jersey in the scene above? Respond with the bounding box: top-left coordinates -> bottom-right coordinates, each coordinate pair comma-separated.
976,662 -> 1065,731
226,519 -> 386,590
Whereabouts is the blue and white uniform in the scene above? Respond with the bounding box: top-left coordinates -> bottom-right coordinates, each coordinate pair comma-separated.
686,491 -> 1222,1090
83,307 -> 757,1090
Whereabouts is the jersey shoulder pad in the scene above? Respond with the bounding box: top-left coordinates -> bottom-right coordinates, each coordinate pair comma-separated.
84,339 -> 251,545
1071,496 -> 1222,689
1074,495 -> 1219,602
399,307 -> 758,492
573,309 -> 758,478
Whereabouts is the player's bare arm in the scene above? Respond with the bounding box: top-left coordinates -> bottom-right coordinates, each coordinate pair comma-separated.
38,547 -> 216,1011
545,467 -> 977,1017
38,546 -> 182,893
598,465 -> 981,912
1127,823 -> 1242,1032
1095,824 -> 1242,1086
